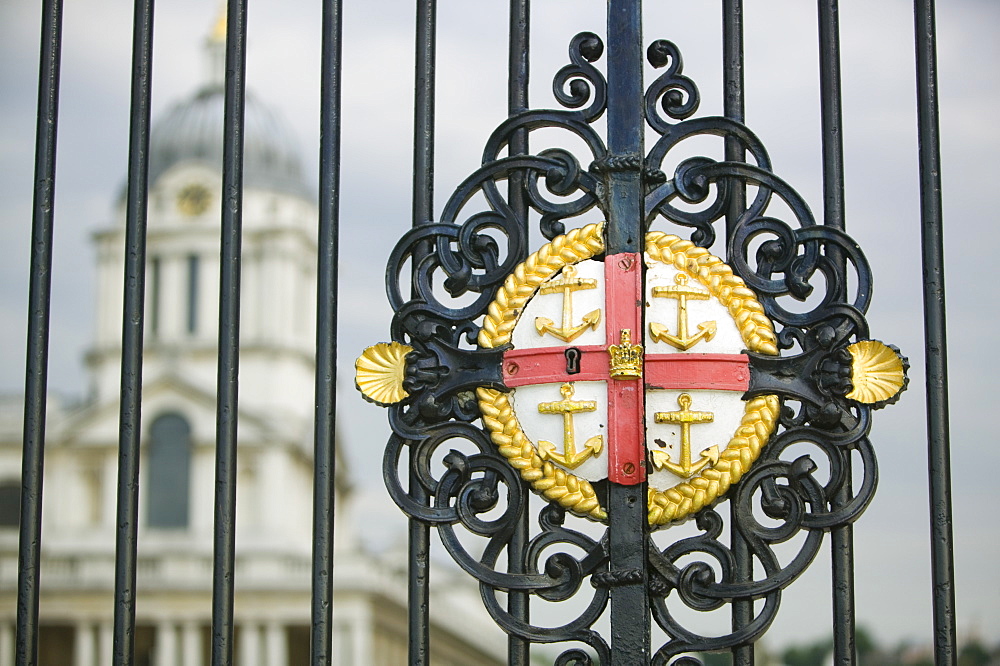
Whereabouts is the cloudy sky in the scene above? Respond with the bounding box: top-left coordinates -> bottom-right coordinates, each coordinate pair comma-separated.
1,0 -> 997,653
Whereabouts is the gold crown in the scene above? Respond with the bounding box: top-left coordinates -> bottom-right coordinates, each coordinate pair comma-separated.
609,329 -> 643,379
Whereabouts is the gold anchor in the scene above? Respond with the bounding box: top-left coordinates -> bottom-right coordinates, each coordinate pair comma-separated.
535,264 -> 602,343
649,273 -> 717,350
651,393 -> 720,478
536,383 -> 604,469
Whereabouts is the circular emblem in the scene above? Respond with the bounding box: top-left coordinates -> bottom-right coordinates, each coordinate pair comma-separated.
477,224 -> 781,526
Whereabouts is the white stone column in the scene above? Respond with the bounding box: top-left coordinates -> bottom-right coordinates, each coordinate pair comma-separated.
102,453 -> 119,529
264,622 -> 287,666
74,622 -> 95,666
155,621 -> 177,666
0,620 -> 14,666
355,604 -> 373,666
181,622 -> 202,666
238,622 -> 261,666
98,621 -> 113,664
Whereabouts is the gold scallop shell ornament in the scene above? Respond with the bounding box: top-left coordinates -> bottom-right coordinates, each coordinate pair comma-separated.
845,340 -> 908,408
356,341 -> 413,406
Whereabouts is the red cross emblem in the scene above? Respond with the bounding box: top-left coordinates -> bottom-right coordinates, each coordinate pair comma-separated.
475,225 -> 780,524
501,251 -> 751,485
357,223 -> 902,525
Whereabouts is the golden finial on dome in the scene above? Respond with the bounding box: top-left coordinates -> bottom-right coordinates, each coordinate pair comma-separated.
355,342 -> 413,406
210,4 -> 227,43
204,4 -> 228,87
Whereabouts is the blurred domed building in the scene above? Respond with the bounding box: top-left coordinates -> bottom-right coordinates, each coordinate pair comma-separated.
0,15 -> 503,666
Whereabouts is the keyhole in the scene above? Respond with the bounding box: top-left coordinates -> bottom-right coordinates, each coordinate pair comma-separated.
565,348 -> 581,374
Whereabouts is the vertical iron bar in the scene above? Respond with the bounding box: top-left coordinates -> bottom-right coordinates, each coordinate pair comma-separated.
817,2 -> 856,664
111,0 -> 156,664
605,1 -> 648,663
603,0 -> 643,255
722,0 -> 746,245
16,1 -> 63,663
409,1 -> 436,663
507,0 -> 530,663
412,0 -> 436,230
211,0 -> 248,663
310,0 -> 343,662
723,2 -> 753,664
913,0 -> 956,661
818,0 -> 846,232
407,516 -> 429,665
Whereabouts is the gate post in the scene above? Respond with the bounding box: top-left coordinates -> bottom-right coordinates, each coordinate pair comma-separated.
603,1 -> 650,662
356,2 -> 910,661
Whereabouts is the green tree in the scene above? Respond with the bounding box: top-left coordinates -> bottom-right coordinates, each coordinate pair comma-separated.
781,638 -> 832,666
958,639 -> 991,666
855,625 -> 877,663
698,652 -> 731,666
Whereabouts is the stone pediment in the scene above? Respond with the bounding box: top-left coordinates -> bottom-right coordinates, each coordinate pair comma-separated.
55,373 -> 292,450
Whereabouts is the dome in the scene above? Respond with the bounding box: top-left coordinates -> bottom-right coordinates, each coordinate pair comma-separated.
148,84 -> 312,199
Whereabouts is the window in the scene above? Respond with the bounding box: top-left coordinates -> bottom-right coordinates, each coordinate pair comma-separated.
147,413 -> 192,528
187,254 -> 199,334
0,481 -> 19,527
149,256 -> 161,337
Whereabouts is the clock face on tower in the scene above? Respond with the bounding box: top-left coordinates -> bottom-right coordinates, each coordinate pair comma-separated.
176,183 -> 211,216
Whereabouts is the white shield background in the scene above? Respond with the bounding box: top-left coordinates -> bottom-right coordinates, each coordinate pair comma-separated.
506,257 -> 754,490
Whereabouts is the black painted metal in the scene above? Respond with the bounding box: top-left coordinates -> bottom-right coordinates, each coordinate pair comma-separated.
914,1 -> 957,662
604,2 -> 650,664
507,1 -> 531,663
643,22 -> 881,659
211,1 -> 248,663
381,20 -> 611,660
722,0 -> 746,248
604,0 -> 643,255
817,3 -> 858,663
310,0 -> 343,662
412,0 -> 436,231
11,0 -> 950,663
16,1 -> 63,663
722,3 -> 754,664
409,1 -> 437,663
112,1 -> 155,664
818,1 -> 846,234
373,0 -> 917,660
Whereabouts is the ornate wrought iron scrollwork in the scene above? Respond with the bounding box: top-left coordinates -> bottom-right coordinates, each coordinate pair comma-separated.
637,35 -> 906,661
367,33 -> 620,654
357,29 -> 906,662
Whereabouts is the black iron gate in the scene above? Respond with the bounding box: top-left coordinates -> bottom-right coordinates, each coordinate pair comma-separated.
13,0 -> 956,664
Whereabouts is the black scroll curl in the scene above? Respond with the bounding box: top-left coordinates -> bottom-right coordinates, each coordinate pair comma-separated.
553,32 -> 608,121
644,121 -> 773,247
649,512 -> 782,662
554,648 -> 597,666
480,113 -> 607,240
648,401 -> 880,657
375,27 -> 899,661
375,30 -> 623,659
381,421 -> 494,525
645,39 -> 700,133
475,504 -> 612,656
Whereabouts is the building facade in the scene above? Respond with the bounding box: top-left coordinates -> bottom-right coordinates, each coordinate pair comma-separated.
0,20 -> 504,666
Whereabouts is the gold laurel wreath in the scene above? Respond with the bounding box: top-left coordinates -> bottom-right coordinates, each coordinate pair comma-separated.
644,232 -> 781,525
476,225 -> 782,525
478,223 -> 608,520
